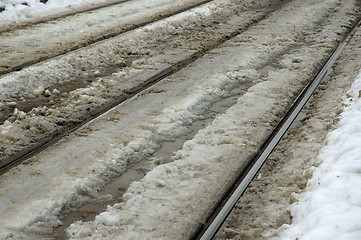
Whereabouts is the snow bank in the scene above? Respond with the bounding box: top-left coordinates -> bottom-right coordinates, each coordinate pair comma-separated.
279,71 -> 361,239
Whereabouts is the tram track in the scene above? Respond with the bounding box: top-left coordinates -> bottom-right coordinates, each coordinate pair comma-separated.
194,17 -> 361,240
0,0 -> 214,76
0,0 -> 360,239
0,0 -> 289,172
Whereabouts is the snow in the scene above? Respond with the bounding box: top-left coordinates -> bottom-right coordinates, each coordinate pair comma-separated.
64,0 -> 349,233
278,71 -> 361,240
0,0 -> 296,164
0,0 -> 361,239
0,0 -> 112,28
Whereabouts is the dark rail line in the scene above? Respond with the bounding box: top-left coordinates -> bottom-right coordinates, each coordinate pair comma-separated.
0,0 -> 284,175
0,1 -> 286,175
0,0 -> 214,76
194,18 -> 361,240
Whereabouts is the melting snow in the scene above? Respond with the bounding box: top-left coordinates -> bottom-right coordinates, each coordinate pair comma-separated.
279,71 -> 361,240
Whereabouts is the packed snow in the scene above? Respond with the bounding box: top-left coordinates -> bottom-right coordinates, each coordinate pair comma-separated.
0,0 -> 112,28
216,18 -> 361,239
278,71 -> 361,240
0,0 -> 266,163
0,0 -> 361,239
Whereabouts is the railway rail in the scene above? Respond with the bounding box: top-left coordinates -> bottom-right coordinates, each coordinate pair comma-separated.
0,0 -> 288,171
194,18 -> 361,240
0,0 -> 214,75
0,0 -> 360,239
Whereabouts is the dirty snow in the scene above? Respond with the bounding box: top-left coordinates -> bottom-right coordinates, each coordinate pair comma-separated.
278,71 -> 361,240
64,1 -> 359,237
0,0 -> 283,166
0,0 -> 361,239
65,65 -> 296,240
0,0 -> 113,27
216,13 -> 361,239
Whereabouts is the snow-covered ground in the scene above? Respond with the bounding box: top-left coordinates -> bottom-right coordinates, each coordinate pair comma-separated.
0,0 -> 361,239
217,11 -> 361,239
0,0 -> 116,29
0,0 -> 211,74
1,0 -> 274,164
278,71 -> 361,240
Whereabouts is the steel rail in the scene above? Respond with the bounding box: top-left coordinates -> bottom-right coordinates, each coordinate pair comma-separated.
0,1 -> 286,175
197,18 -> 361,240
0,0 -> 215,34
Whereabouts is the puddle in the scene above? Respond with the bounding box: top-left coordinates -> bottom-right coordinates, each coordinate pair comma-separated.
52,165 -> 145,239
